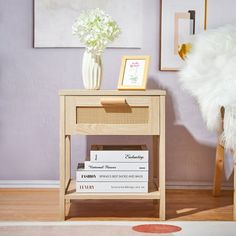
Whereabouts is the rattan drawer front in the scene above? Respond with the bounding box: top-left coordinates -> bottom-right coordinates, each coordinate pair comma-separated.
65,96 -> 159,135
76,106 -> 149,124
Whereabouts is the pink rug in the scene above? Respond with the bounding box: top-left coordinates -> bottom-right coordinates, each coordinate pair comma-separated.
0,225 -> 160,236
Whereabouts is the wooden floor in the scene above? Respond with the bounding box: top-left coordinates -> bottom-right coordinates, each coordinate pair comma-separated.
0,189 -> 234,221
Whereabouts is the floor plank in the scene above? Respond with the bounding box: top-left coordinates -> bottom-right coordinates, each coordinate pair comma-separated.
0,189 -> 233,221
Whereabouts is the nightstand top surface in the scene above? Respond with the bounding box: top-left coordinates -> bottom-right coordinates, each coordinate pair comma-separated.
59,89 -> 166,96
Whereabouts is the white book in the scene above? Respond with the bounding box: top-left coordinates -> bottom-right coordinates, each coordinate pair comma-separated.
76,181 -> 148,193
76,170 -> 148,182
90,145 -> 148,163
84,161 -> 149,171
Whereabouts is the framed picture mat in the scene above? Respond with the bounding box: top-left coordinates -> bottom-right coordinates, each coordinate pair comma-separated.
118,56 -> 150,90
160,0 -> 208,71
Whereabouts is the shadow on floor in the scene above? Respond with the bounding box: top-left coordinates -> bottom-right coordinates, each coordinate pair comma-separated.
66,190 -> 233,221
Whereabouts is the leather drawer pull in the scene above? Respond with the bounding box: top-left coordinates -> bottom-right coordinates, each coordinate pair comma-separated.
100,98 -> 127,106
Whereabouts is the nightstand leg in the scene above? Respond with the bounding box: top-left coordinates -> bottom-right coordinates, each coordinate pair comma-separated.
153,136 -> 159,181
65,135 -> 71,207
153,135 -> 159,207
60,134 -> 66,220
59,197 -> 66,220
159,96 -> 166,221
60,96 -> 66,221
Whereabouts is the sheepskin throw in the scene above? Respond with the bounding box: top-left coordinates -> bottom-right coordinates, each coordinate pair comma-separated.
179,25 -> 236,152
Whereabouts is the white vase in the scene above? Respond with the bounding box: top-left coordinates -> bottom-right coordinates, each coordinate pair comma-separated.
82,50 -> 102,90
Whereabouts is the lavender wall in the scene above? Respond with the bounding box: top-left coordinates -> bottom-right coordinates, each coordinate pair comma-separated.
0,0 -> 235,185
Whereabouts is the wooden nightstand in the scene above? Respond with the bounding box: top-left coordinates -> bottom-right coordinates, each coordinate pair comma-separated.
59,90 -> 166,220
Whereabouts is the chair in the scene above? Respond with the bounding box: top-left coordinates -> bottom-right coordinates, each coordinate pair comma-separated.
212,106 -> 236,220
179,35 -> 236,220
213,107 -> 225,197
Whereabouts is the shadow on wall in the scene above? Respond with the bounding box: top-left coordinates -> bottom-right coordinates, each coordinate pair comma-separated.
149,77 -> 217,184
84,77 -> 229,185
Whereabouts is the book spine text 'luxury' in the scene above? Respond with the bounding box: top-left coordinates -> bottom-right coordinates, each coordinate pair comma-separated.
76,181 -> 148,193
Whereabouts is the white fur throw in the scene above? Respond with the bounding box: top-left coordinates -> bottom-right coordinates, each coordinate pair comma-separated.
179,25 -> 236,151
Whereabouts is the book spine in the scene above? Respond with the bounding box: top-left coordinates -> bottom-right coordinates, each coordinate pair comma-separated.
76,181 -> 148,193
76,171 -> 148,182
90,150 -> 149,162
84,161 -> 148,171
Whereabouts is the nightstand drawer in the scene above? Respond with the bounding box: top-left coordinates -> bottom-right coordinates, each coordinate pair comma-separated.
65,96 -> 160,135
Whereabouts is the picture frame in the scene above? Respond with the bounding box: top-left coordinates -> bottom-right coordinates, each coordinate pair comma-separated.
118,56 -> 150,90
160,0 -> 207,71
34,0 -> 143,48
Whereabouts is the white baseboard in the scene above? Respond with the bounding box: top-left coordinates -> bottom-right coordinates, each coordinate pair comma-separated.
0,180 -> 233,190
166,181 -> 233,190
0,180 -> 59,188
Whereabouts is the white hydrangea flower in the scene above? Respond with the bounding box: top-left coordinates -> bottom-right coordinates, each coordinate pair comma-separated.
72,8 -> 121,55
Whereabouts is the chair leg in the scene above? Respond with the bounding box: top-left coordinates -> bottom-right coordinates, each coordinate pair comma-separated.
213,143 -> 224,197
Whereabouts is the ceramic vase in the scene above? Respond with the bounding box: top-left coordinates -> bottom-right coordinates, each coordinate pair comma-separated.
82,50 -> 102,90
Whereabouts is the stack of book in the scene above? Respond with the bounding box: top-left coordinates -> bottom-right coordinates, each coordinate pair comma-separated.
76,145 -> 149,193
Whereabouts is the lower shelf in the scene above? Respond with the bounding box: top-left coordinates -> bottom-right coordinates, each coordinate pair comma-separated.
64,179 -> 160,200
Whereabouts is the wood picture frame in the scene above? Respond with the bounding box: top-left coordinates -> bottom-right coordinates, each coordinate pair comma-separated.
118,56 -> 150,90
160,0 -> 208,71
